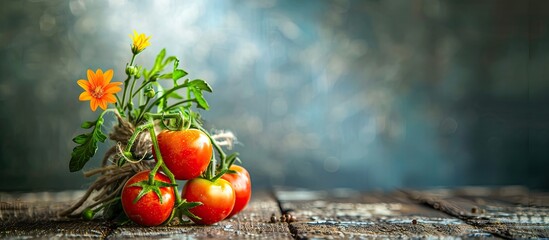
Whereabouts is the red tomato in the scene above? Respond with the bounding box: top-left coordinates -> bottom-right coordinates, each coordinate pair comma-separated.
121,170 -> 175,226
181,178 -> 235,225
221,165 -> 252,218
154,129 -> 212,180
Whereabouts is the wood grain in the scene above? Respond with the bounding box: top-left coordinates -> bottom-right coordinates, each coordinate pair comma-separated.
1,187 -> 548,239
274,188 -> 495,239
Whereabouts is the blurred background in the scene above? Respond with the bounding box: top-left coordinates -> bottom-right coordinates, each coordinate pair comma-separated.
0,0 -> 548,191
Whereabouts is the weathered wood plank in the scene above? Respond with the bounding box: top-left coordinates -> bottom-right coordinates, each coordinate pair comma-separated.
407,186 -> 549,239
0,191 -> 291,239
274,188 -> 495,239
107,192 -> 292,239
0,190 -> 115,239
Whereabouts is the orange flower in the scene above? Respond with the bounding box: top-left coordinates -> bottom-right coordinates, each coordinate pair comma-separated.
130,31 -> 151,54
78,69 -> 122,111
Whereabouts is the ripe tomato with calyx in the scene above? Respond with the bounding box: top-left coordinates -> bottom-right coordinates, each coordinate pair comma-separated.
221,165 -> 252,218
181,178 -> 235,225
154,129 -> 212,180
121,170 -> 175,227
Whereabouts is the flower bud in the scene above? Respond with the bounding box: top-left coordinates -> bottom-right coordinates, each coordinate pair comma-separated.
144,85 -> 155,98
125,65 -> 138,76
135,66 -> 142,78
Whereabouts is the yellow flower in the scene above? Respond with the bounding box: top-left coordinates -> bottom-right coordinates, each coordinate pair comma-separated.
78,69 -> 122,111
130,31 -> 151,54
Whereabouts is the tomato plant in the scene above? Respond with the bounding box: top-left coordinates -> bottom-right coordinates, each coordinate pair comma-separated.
221,165 -> 252,218
121,170 -> 175,226
155,129 -> 212,180
181,178 -> 235,225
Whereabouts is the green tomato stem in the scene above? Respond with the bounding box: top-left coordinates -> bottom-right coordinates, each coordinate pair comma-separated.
145,117 -> 182,205
192,120 -> 228,171
123,122 -> 153,156
147,121 -> 162,186
130,80 -> 150,99
163,98 -> 197,112
142,84 -> 189,115
160,163 -> 182,205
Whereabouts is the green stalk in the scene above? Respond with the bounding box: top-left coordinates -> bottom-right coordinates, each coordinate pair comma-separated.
160,164 -> 182,205
192,120 -> 227,171
146,118 -> 182,205
125,76 -> 138,112
121,53 -> 137,108
142,84 -> 189,115
130,81 -> 150,99
163,99 -> 197,112
123,122 -> 152,154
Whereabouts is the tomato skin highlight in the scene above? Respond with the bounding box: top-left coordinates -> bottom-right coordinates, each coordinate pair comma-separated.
221,165 -> 252,218
182,178 -> 235,225
121,171 -> 175,227
154,129 -> 212,180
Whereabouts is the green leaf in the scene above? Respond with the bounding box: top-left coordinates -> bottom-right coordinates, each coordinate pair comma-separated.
191,87 -> 209,110
72,134 -> 89,144
162,56 -> 177,68
172,69 -> 188,81
186,79 -> 212,110
69,116 -> 107,172
188,79 -> 213,92
158,73 -> 173,79
80,121 -> 96,129
167,91 -> 183,99
146,49 -> 177,81
155,49 -> 166,69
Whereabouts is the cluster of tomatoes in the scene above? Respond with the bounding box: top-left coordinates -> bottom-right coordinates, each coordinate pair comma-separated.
120,129 -> 251,226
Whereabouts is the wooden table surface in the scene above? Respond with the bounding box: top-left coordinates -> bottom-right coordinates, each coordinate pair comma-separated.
1,186 -> 548,239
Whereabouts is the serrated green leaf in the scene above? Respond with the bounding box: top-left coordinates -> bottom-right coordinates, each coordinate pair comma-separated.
69,115 -> 107,172
191,86 -> 210,110
172,69 -> 188,81
80,121 -> 96,129
188,79 -> 213,92
72,134 -> 89,144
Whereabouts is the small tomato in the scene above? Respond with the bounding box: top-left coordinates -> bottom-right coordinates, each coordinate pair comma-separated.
121,170 -> 175,226
154,129 -> 212,180
221,165 -> 252,218
182,178 -> 235,225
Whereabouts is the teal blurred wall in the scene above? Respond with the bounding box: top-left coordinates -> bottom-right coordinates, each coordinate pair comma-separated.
1,0 -> 548,191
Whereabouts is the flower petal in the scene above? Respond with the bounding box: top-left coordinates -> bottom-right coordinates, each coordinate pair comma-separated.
77,80 -> 90,91
87,69 -> 96,86
104,83 -> 122,94
95,69 -> 105,86
79,92 -> 92,101
98,99 -> 107,110
90,99 -> 99,111
103,93 -> 117,103
103,69 -> 114,84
